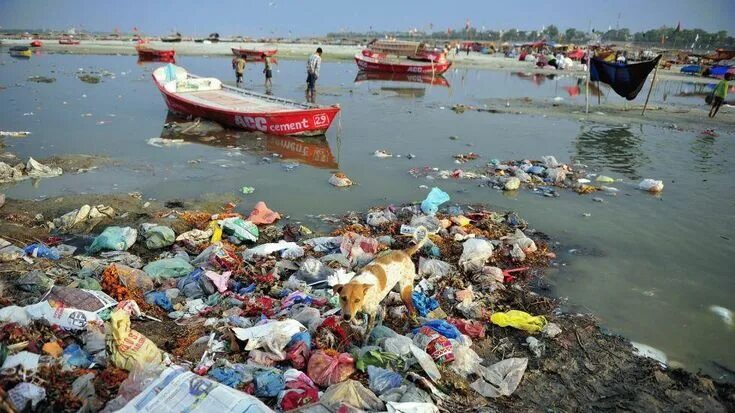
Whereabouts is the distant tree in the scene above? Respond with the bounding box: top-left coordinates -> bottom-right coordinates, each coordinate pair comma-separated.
544,25 -> 559,41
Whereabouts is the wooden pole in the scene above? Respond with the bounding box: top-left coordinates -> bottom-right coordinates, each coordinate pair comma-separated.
597,81 -> 601,105
585,45 -> 590,114
641,63 -> 659,116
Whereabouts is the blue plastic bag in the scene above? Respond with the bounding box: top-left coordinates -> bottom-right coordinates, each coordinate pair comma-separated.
412,291 -> 440,317
288,331 -> 312,350
145,291 -> 173,312
62,344 -> 92,368
367,365 -> 403,395
254,370 -> 285,397
24,243 -> 60,260
420,187 -> 450,216
414,319 -> 462,341
208,367 -> 242,388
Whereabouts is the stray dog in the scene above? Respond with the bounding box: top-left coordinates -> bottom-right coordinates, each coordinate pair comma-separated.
333,227 -> 428,332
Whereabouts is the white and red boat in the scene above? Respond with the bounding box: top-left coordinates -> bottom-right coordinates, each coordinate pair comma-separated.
355,51 -> 452,75
136,44 -> 176,60
231,48 -> 277,61
59,38 -> 80,45
152,64 -> 340,136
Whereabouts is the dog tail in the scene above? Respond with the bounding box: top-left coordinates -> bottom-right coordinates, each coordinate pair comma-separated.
405,226 -> 429,256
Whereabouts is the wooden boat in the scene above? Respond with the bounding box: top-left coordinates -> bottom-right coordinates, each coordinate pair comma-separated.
59,38 -> 80,45
152,64 -> 340,136
9,46 -> 32,58
354,71 -> 450,87
30,40 -> 43,47
136,44 -> 176,60
354,53 -> 452,74
231,48 -> 278,60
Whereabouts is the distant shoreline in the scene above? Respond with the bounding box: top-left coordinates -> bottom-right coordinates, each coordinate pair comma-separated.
0,38 -> 721,85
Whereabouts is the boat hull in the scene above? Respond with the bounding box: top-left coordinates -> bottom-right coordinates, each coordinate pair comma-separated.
59,40 -> 80,45
154,80 -> 339,137
231,48 -> 278,60
354,54 -> 452,74
137,47 -> 176,59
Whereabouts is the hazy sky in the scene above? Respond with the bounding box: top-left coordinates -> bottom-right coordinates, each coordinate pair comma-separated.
1,0 -> 733,36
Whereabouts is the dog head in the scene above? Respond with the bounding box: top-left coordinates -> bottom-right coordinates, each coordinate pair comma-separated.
333,283 -> 372,322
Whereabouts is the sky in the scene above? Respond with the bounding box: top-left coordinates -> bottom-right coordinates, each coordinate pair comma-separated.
1,0 -> 733,37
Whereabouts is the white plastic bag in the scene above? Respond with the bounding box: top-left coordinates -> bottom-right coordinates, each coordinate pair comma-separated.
459,239 -> 493,273
471,357 -> 528,398
638,179 -> 664,193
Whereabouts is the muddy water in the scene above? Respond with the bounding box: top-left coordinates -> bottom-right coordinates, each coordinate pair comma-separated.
1,52 -> 734,380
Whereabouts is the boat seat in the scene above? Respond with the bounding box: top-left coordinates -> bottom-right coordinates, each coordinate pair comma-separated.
174,78 -> 222,93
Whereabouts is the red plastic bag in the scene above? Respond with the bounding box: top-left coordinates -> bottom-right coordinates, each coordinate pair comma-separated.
287,341 -> 311,370
242,296 -> 279,317
307,350 -> 356,387
448,317 -> 486,339
280,377 -> 319,411
248,201 -> 281,225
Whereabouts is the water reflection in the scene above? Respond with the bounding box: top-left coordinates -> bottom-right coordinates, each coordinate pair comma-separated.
572,124 -> 648,179
159,112 -> 338,169
689,135 -> 718,173
511,71 -> 556,86
354,71 -> 450,87
137,56 -> 176,65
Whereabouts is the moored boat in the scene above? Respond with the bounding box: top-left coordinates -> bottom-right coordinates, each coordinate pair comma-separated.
9,46 -> 32,58
354,53 -> 452,74
30,40 -> 43,47
59,38 -> 80,45
231,48 -> 278,60
136,44 -> 176,60
161,33 -> 183,43
152,64 -> 340,136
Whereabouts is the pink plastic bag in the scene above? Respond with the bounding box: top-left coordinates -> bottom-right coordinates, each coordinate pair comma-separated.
248,201 -> 281,225
339,233 -> 379,261
307,350 -> 356,387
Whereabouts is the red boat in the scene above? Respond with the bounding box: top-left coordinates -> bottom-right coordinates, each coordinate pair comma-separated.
30,40 -> 43,47
152,64 -> 340,136
354,71 -> 450,87
59,38 -> 80,45
136,44 -> 176,60
231,48 -> 278,60
355,53 -> 452,75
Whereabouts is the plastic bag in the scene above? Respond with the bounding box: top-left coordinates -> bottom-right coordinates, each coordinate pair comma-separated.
411,292 -> 439,317
638,178 -> 664,193
23,243 -> 60,260
62,344 -> 92,368
329,172 -> 353,187
115,264 -> 154,292
107,309 -> 163,371
254,369 -> 285,397
15,270 -> 53,293
418,258 -> 451,279
7,382 -> 46,410
502,229 -> 537,253
140,224 -> 175,249
320,380 -> 384,412
490,310 -> 547,333
356,349 -> 405,372
416,320 -> 462,341
387,402 -> 439,413
307,350 -> 356,387
459,239 -> 493,273
450,339 -> 482,376
412,327 -> 454,364
243,240 -> 299,260
143,257 -> 193,281
420,187 -> 450,216
470,357 -> 528,398
145,291 -> 173,311
368,365 -> 403,395
88,226 -> 137,253
447,317 -> 485,339
294,257 -> 334,283
247,201 -> 281,225
408,344 -> 441,381
279,369 -> 319,411
545,167 -> 567,184
366,208 -> 397,227
541,155 -> 559,168
504,177 -> 521,191
340,232 -> 379,261
219,217 -> 259,243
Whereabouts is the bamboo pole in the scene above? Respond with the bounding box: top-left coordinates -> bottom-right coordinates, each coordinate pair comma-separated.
641,63 -> 659,116
597,81 -> 601,105
585,45 -> 590,114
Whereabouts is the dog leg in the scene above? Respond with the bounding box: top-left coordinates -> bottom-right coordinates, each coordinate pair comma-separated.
363,312 -> 376,345
399,278 -> 418,325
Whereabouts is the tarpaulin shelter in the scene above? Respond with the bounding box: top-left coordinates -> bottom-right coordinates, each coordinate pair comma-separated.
590,55 -> 661,100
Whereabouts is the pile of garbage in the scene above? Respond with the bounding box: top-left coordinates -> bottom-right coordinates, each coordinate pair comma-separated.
1,189 -> 564,412
409,155 -> 664,197
0,157 -> 63,183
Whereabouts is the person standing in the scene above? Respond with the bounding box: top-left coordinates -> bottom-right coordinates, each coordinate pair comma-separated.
709,73 -> 731,118
306,47 -> 322,103
232,55 -> 246,86
262,53 -> 273,91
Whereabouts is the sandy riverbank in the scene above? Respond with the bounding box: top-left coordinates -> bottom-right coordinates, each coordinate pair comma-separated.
1,39 -> 722,85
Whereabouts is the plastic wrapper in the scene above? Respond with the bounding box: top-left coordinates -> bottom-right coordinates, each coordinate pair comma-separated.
490,310 -> 547,333
89,226 -> 137,253
307,350 -> 356,387
319,380 -> 384,412
140,223 -> 176,249
387,402 -> 439,413
420,187 -> 450,216
418,258 -> 451,279
470,357 -> 528,398
23,243 -> 60,260
412,327 -> 454,364
143,257 -> 194,281
7,382 -> 46,411
219,217 -> 259,242
247,201 -> 281,225
459,239 -> 494,273
368,366 -> 403,395
366,208 -> 397,227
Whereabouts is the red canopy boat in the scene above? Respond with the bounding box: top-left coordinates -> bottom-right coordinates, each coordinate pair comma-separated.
136,44 -> 176,60
231,48 -> 278,60
59,38 -> 80,45
152,64 -> 340,136
30,40 -> 43,47
355,53 -> 452,74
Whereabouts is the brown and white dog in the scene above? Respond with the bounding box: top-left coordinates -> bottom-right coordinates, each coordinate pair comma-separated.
333,227 -> 428,328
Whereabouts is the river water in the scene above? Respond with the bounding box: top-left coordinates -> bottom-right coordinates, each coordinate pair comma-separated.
1,52 -> 734,380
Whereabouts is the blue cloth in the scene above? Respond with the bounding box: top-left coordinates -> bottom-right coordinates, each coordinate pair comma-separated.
146,291 -> 173,312
164,64 -> 177,82
209,367 -> 242,388
590,55 -> 661,100
254,370 -> 285,397
24,243 -> 60,260
420,187 -> 450,216
412,291 -> 440,317
414,319 -> 462,340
